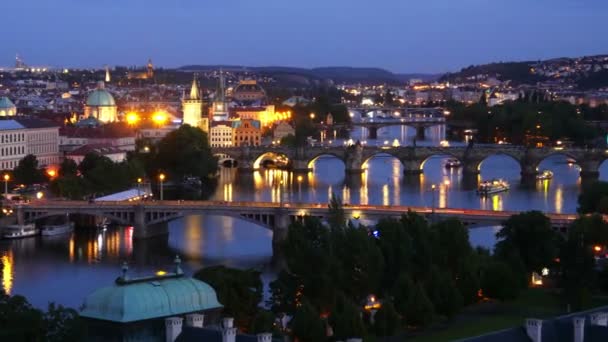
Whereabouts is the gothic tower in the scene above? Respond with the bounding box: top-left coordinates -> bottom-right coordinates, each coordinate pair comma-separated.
182,75 -> 208,133
105,65 -> 111,83
147,59 -> 154,79
212,70 -> 229,121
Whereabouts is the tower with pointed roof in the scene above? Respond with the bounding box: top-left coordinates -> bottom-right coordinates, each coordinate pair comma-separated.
146,58 -> 154,79
182,75 -> 208,133
105,65 -> 111,83
211,70 -> 229,121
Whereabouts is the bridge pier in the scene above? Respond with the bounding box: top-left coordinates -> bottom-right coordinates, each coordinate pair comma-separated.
132,205 -> 169,240
416,126 -> 426,140
291,160 -> 312,173
367,126 -> 378,140
580,160 -> 601,181
402,159 -> 423,175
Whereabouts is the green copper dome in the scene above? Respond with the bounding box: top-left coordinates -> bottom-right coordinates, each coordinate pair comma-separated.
86,89 -> 116,107
80,273 -> 222,323
0,96 -> 15,109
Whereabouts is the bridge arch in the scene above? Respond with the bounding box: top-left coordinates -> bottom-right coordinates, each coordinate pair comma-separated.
533,152 -> 580,172
307,153 -> 346,170
476,152 -> 522,175
214,153 -> 238,167
253,152 -> 291,170
419,153 -> 462,171
23,210 -> 132,226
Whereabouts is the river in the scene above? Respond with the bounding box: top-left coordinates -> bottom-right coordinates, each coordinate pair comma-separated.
0,125 -> 602,309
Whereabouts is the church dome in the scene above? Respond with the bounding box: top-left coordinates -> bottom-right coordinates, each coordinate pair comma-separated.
80,273 -> 222,323
0,97 -> 17,116
86,89 -> 116,107
234,82 -> 265,94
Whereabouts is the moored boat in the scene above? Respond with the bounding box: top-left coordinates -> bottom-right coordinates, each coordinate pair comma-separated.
477,179 -> 510,195
41,222 -> 75,236
3,224 -> 38,239
536,170 -> 554,180
445,158 -> 462,168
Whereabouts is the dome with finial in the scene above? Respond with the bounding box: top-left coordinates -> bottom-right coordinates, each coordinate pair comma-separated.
80,257 -> 222,323
86,87 -> 116,107
0,97 -> 17,116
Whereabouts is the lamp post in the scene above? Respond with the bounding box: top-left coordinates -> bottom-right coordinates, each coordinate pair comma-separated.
159,173 -> 165,201
137,177 -> 142,200
3,174 -> 9,198
431,184 -> 436,222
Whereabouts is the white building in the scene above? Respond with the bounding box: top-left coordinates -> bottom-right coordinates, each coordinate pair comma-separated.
209,121 -> 233,147
66,144 -> 126,164
273,121 -> 295,141
0,117 -> 60,170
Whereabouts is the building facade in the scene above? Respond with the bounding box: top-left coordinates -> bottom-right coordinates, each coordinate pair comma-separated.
0,118 -> 60,170
232,119 -> 261,147
209,121 -> 233,147
273,121 -> 295,141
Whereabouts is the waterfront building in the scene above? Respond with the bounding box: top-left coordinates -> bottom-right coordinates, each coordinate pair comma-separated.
127,59 -> 154,80
211,72 -> 229,122
137,125 -> 179,143
0,97 -> 17,116
84,82 -> 118,123
0,117 -> 60,170
59,126 -> 136,154
66,144 -> 126,164
209,121 -> 233,147
182,76 -> 209,134
80,258 -> 223,342
232,119 -> 261,147
234,105 -> 276,127
232,80 -> 266,104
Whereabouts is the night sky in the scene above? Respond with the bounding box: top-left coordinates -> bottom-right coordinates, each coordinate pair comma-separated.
2,0 -> 607,73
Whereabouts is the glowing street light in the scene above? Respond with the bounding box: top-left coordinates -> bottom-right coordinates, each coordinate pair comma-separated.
309,113 -> 316,120
126,112 -> 139,125
47,169 -> 57,179
137,177 -> 143,199
3,174 -> 9,197
153,111 -> 168,126
159,173 -> 166,201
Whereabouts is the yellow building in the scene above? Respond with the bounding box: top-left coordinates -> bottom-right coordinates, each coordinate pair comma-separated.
209,121 -> 233,147
182,76 -> 209,134
84,82 -> 117,123
232,119 -> 261,147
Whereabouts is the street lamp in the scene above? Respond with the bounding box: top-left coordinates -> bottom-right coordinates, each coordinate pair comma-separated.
137,177 -> 143,199
430,184 -> 437,221
309,113 -> 316,120
3,174 -> 9,198
159,173 -> 165,201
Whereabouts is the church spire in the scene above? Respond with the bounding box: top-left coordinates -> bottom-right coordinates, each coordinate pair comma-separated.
189,74 -> 200,100
216,69 -> 225,102
105,65 -> 111,83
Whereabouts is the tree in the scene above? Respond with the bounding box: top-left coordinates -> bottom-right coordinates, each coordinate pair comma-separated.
194,266 -> 262,329
329,294 -> 365,341
495,211 -> 561,275
327,193 -> 346,230
13,154 -> 45,185
290,301 -> 326,342
373,301 -> 400,337
391,273 -> 414,317
578,181 -> 608,214
425,266 -> 463,318
0,291 -> 45,341
481,260 -> 521,301
404,283 -> 434,327
58,159 -> 78,178
430,218 -> 472,275
43,302 -> 86,342
154,124 -> 218,182
279,134 -> 296,147
250,310 -> 276,335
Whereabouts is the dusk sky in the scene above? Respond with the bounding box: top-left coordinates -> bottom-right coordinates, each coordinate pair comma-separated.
3,0 -> 607,73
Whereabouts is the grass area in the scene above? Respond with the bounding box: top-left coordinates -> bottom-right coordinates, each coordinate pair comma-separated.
409,287 -> 608,342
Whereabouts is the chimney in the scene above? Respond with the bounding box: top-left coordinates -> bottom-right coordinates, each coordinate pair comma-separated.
590,312 -> 608,326
573,317 -> 585,342
185,313 -> 204,328
257,333 -> 272,342
222,317 -> 237,342
165,317 -> 183,342
525,319 -> 542,342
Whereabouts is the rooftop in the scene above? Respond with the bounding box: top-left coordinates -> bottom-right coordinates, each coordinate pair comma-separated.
80,258 -> 222,323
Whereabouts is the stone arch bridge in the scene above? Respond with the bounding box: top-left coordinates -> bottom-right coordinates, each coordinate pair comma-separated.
213,145 -> 608,179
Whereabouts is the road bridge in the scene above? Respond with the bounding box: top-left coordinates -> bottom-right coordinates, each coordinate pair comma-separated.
213,144 -> 608,179
13,200 -> 577,256
345,106 -> 446,139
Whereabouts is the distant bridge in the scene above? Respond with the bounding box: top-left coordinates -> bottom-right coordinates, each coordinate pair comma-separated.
343,106 -> 446,139
13,200 -> 577,255
212,145 -> 608,179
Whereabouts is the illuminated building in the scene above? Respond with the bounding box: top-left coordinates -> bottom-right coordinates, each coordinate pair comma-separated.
105,66 -> 111,83
182,76 -> 209,133
84,82 -> 118,123
0,97 -> 17,117
232,119 -> 261,146
209,121 -> 233,147
126,59 -> 154,80
211,71 -> 229,121
232,80 -> 266,103
0,117 -> 60,170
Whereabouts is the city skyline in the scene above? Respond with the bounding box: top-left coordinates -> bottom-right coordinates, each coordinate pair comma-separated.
2,0 -> 608,73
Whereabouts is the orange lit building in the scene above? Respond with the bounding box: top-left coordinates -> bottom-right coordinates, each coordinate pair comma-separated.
127,59 -> 154,80
232,119 -> 261,147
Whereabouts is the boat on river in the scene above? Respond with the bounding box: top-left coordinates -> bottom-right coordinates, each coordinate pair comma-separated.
477,179 -> 510,196
3,224 -> 38,239
41,222 -> 75,236
445,158 -> 462,169
536,170 -> 554,181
